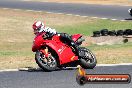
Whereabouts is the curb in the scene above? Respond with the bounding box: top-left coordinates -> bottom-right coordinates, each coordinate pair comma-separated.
0,63 -> 132,72
97,63 -> 132,66
0,69 -> 19,72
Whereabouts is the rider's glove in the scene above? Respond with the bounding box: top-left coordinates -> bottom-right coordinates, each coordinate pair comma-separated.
45,33 -> 54,38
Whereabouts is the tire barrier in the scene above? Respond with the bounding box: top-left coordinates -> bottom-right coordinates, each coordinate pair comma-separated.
92,29 -> 132,37
108,30 -> 116,36
100,29 -> 109,36
124,29 -> 132,35
93,31 -> 101,37
116,30 -> 124,36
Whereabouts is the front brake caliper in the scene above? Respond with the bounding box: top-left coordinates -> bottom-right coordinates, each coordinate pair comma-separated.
40,47 -> 49,58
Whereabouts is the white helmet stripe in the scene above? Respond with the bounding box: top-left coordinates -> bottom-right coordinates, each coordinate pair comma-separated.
36,21 -> 42,26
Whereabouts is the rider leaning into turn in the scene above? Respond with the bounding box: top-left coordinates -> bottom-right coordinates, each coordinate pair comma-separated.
32,21 -> 80,56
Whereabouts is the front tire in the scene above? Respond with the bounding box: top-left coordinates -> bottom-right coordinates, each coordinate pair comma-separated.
79,47 -> 97,69
35,50 -> 57,72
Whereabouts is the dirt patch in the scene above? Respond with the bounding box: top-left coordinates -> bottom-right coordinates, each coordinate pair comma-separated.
82,36 -> 132,46
94,48 -> 132,64
82,36 -> 132,64
0,56 -> 38,69
23,0 -> 132,6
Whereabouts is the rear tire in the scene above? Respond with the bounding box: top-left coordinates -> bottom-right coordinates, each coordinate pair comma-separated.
35,50 -> 57,72
79,47 -> 97,69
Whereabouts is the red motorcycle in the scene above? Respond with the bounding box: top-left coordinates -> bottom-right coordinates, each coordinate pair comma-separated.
32,32 -> 97,71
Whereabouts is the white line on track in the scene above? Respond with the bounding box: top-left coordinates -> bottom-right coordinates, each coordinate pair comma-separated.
75,15 -> 80,16
91,17 -> 98,19
2,8 -> 10,10
45,12 -> 54,14
81,16 -> 88,18
13,9 -> 21,11
0,69 -> 19,72
56,13 -> 64,14
66,14 -> 73,16
34,11 -> 43,13
2,8 -> 128,22
0,63 -> 132,72
120,20 -> 127,21
97,63 -> 132,66
111,19 -> 117,21
101,18 -> 108,20
25,10 -> 34,12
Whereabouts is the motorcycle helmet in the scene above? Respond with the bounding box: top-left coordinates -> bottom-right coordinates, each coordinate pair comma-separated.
32,21 -> 45,35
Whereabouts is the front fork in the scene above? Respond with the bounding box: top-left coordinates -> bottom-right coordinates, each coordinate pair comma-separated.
40,47 -> 53,63
40,47 -> 49,58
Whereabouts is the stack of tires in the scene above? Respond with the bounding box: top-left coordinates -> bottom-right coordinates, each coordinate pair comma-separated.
93,31 -> 101,37
92,29 -> 132,37
100,29 -> 109,36
116,30 -> 124,36
108,30 -> 116,36
123,29 -> 132,36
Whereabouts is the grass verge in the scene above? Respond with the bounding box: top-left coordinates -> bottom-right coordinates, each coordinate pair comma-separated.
56,19 -> 132,35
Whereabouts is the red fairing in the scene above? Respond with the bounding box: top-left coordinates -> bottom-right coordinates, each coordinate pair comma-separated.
71,34 -> 82,42
32,33 -> 79,65
32,32 -> 46,52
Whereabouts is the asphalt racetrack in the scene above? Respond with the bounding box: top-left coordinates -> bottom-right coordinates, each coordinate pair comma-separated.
0,0 -> 131,20
0,65 -> 132,88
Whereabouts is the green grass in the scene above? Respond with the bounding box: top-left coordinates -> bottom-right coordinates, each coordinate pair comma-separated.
55,19 -> 132,35
86,42 -> 132,64
87,42 -> 132,50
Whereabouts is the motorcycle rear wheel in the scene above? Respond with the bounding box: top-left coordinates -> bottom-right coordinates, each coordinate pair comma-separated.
79,47 -> 97,69
35,50 -> 57,72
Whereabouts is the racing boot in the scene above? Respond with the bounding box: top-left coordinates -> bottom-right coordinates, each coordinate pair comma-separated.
70,41 -> 80,56
59,33 -> 80,56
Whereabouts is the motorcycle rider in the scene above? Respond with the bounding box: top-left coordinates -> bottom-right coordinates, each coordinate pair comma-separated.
32,21 -> 80,56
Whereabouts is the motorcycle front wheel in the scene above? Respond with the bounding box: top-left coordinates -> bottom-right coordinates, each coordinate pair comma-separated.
35,50 -> 57,72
